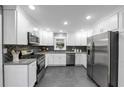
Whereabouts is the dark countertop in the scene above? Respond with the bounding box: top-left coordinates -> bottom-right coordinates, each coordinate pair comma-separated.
4,59 -> 36,65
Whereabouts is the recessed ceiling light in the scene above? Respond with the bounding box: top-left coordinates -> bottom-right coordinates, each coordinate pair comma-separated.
64,21 -> 68,25
86,16 -> 91,20
59,30 -> 63,33
33,27 -> 38,31
28,5 -> 35,10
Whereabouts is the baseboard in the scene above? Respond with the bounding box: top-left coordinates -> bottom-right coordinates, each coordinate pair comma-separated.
46,65 -> 87,69
82,65 -> 87,70
87,75 -> 100,87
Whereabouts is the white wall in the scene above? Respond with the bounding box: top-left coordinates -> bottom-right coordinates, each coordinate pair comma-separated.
0,7 -> 3,87
118,32 -> 124,86
118,9 -> 124,87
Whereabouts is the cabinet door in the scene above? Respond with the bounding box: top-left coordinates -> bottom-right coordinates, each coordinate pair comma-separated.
40,31 -> 47,45
67,33 -> 71,45
17,8 -> 35,45
53,54 -> 66,66
47,31 -> 53,45
3,9 -> 17,44
75,54 -> 81,65
40,31 -> 53,46
80,54 -> 87,68
28,61 -> 37,87
67,33 -> 72,46
4,65 -> 28,87
81,37 -> 87,45
46,54 -> 54,66
59,54 -> 66,66
81,31 -> 87,46
53,54 -> 59,65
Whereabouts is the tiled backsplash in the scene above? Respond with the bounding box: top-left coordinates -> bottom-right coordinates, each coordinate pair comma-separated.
3,45 -> 87,62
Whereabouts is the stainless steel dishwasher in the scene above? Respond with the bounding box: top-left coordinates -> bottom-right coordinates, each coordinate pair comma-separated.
66,53 -> 75,66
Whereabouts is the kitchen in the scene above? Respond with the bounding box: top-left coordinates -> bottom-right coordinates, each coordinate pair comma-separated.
0,5 -> 124,87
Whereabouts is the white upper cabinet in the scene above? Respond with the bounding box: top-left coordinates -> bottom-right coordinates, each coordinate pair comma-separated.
93,14 -> 118,35
67,31 -> 87,46
67,32 -> 76,46
3,9 -> 17,44
39,31 -> 53,46
17,9 -> 34,45
3,6 -> 36,45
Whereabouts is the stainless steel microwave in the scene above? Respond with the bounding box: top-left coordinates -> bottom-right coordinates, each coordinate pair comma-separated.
28,32 -> 40,45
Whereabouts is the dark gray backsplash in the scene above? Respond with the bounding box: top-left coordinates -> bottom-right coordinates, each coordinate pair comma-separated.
3,45 -> 87,62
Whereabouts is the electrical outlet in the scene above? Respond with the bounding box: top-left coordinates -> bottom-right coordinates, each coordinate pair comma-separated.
3,48 -> 7,54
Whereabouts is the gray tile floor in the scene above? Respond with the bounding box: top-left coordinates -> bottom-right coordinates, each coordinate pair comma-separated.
37,66 -> 97,87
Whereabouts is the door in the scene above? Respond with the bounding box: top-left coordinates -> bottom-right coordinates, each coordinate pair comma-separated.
92,32 -> 109,87
0,6 -> 3,87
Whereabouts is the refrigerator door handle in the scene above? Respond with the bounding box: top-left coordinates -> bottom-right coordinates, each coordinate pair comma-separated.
92,42 -> 95,65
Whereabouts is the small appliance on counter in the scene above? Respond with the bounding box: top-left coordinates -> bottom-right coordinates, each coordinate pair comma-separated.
41,47 -> 49,52
73,48 -> 82,53
11,50 -> 20,63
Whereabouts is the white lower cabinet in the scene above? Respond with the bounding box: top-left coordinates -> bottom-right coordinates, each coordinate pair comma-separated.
46,54 -> 54,66
53,54 -> 66,66
4,61 -> 37,87
75,54 -> 87,68
28,62 -> 37,87
75,54 -> 81,65
46,54 -> 66,66
46,53 -> 86,67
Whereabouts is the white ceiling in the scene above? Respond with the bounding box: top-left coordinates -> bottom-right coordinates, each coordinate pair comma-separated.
20,5 -> 123,32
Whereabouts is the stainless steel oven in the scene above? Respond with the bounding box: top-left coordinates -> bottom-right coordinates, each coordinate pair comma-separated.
36,54 -> 46,83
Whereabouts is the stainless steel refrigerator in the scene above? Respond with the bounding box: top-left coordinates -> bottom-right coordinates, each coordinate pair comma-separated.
87,31 -> 118,87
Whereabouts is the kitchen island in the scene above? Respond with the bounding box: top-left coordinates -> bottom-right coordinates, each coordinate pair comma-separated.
4,59 -> 37,87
